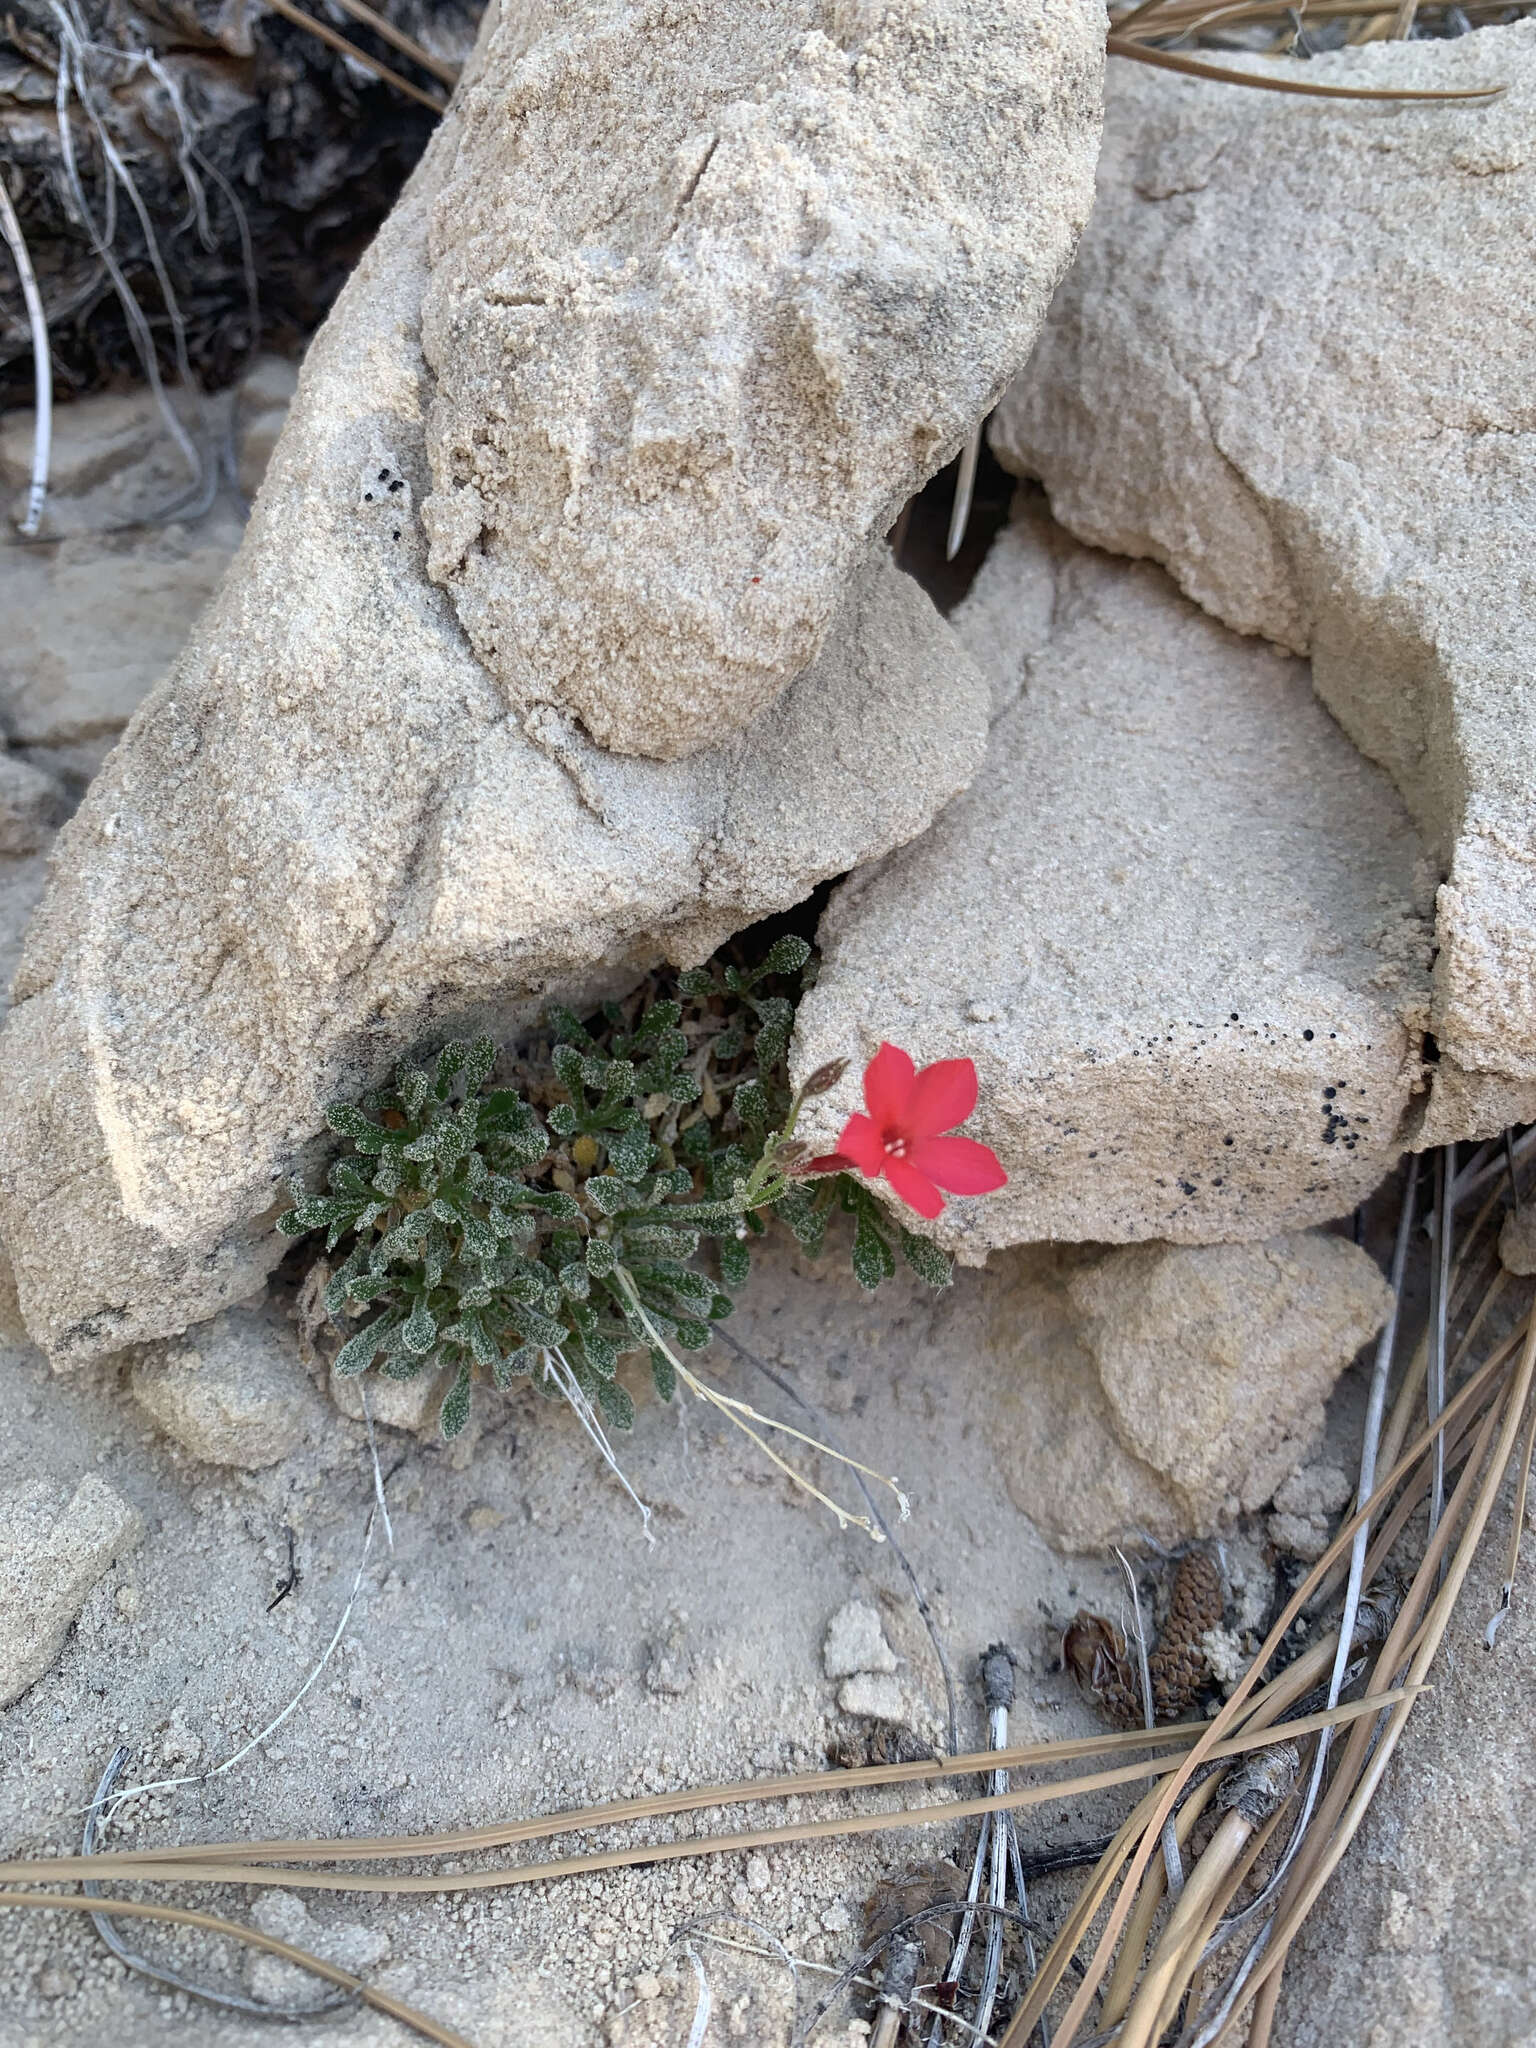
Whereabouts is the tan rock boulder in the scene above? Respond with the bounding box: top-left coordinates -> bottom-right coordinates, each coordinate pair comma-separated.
793,506 -> 1433,1256
129,1303 -> 330,1469
985,1232 -> 1391,1553
419,0 -> 1105,759
991,24 -> 1536,1141
0,1474 -> 141,1707
0,19 -> 992,1370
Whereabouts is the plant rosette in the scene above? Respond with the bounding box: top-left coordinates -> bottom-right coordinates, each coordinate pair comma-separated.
280,943 -> 1005,1529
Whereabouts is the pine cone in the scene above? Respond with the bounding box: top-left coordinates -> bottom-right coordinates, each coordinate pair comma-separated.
1148,1550 -> 1224,1722
1063,1613 -> 1143,1730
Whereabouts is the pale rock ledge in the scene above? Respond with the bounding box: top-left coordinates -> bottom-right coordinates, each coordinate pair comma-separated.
792,505 -> 1435,1256
991,25 -> 1536,1142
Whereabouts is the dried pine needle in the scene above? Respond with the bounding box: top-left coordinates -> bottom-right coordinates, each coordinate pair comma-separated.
1107,34 -> 1504,98
0,1893 -> 474,2048
0,1697 -> 1411,1901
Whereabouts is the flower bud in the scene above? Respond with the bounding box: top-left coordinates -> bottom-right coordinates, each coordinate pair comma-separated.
774,1138 -> 811,1169
802,1058 -> 849,1099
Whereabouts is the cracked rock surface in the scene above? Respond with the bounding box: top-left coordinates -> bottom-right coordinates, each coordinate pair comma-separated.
419,0 -> 1104,759
793,504 -> 1434,1255
991,24 -> 1536,1143
0,4 -> 998,1370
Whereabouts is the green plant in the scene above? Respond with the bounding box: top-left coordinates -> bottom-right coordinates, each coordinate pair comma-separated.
278,939 -> 948,1516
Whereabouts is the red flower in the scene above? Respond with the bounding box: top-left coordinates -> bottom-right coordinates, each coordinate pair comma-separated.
804,1042 -> 1008,1220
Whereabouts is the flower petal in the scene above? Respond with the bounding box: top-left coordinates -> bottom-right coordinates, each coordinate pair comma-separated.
906,1133 -> 1008,1196
862,1042 -> 917,1131
801,1152 -> 853,1176
832,1113 -> 886,1177
906,1057 -> 978,1136
881,1153 -> 946,1219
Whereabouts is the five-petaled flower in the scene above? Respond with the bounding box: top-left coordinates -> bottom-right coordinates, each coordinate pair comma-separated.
804,1042 -> 1007,1220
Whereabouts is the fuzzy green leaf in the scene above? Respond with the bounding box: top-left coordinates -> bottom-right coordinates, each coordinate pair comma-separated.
751,996 -> 795,1068
718,1236 -> 751,1289
333,1312 -> 398,1377
504,1189 -> 580,1219
585,1237 -> 617,1279
559,1262 -> 590,1302
622,1223 -> 702,1261
734,1079 -> 769,1128
440,1362 -> 472,1438
492,1343 -> 540,1388
900,1227 -> 953,1290
325,1102 -> 393,1152
757,934 -> 812,979
465,1035 -> 496,1091
851,1210 -> 896,1292
402,1301 -> 438,1354
547,1005 -> 595,1049
596,1378 -> 634,1430
584,1175 -> 634,1217
509,1304 -> 572,1350
608,1126 -> 654,1178
460,1214 -> 500,1260
551,1044 -> 586,1094
433,1042 -> 468,1099
380,1350 -> 430,1382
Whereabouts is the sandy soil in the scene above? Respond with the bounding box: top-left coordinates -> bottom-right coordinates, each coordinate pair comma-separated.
0,1233 -> 1160,2048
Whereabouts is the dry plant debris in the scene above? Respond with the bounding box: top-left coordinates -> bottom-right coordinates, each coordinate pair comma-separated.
0,1138 -> 1532,2047
1066,1550 -> 1227,1730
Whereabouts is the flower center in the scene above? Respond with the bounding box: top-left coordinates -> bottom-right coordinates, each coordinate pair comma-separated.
884,1137 -> 908,1159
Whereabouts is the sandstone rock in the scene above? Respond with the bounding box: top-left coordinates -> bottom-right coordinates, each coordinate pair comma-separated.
0,388 -> 209,538
1278,1486 -> 1536,2046
837,1671 -> 906,1722
0,389 -> 244,749
984,1232 -> 1390,1553
793,506 -> 1434,1256
328,1360 -> 463,1440
0,1474 -> 141,1706
823,1598 -> 896,1679
245,1889 -> 391,2008
129,1303 -> 329,1468
1070,1243 -> 1387,1530
0,382 -> 258,756
1268,1458 -> 1354,1563
991,24 -> 1536,1142
0,40 -> 992,1371
419,0 -> 1104,761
